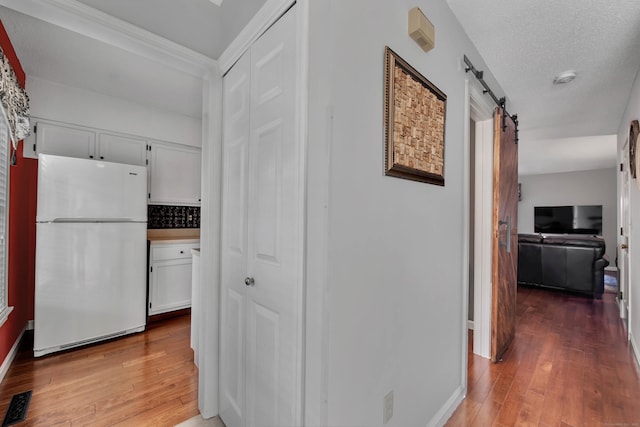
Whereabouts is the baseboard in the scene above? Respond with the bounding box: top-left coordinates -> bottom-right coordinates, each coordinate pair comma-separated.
467,320 -> 474,330
0,324 -> 27,384
27,320 -> 34,331
631,332 -> 640,371
425,385 -> 465,427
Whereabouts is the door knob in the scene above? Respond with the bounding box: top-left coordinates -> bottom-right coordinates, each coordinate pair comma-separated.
244,277 -> 255,286
621,243 -> 629,250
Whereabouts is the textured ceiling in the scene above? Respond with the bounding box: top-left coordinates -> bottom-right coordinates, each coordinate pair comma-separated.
448,0 -> 640,174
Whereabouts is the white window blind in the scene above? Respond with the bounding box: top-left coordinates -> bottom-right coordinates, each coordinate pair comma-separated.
0,118 -> 9,318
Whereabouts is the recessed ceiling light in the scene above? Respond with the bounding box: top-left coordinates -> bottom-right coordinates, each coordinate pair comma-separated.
553,70 -> 577,85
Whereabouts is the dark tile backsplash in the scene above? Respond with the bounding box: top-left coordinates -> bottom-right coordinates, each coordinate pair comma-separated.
148,205 -> 200,229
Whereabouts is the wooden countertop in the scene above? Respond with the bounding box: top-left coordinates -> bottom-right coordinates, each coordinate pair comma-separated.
147,229 -> 200,243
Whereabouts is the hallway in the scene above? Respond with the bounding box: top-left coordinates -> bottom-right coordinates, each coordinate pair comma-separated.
446,286 -> 640,426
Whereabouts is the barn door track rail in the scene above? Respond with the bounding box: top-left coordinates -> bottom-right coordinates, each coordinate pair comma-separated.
463,55 -> 519,143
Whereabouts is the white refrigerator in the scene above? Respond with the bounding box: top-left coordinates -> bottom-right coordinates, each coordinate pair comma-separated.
34,154 -> 148,357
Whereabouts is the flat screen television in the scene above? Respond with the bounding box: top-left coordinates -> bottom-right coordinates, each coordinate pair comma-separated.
534,205 -> 603,235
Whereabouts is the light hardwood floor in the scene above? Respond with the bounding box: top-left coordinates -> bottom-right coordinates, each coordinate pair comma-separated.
446,285 -> 640,427
0,315 -> 199,426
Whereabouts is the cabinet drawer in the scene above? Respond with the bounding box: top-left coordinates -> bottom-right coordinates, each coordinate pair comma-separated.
151,243 -> 198,261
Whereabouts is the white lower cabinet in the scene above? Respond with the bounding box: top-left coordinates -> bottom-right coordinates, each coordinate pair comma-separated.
148,241 -> 199,316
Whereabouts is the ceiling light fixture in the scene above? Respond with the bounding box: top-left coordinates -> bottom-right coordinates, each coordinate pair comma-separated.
553,70 -> 577,85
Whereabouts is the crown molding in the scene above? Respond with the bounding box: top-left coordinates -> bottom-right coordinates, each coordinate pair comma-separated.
218,0 -> 294,74
0,0 -> 217,77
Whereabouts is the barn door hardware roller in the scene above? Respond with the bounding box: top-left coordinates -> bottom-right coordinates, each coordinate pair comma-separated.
463,55 -> 519,143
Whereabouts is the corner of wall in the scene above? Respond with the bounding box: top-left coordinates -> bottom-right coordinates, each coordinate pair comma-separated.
425,385 -> 465,427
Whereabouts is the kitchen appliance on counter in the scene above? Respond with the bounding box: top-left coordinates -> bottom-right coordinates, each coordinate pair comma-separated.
34,154 -> 148,357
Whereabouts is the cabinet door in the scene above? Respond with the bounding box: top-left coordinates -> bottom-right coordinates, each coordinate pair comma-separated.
36,122 -> 96,159
149,143 -> 201,205
22,126 -> 38,159
98,133 -> 148,166
149,258 -> 193,315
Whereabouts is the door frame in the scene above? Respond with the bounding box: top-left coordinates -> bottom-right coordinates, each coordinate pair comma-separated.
464,78 -> 496,363
198,69 -> 222,418
619,137 -> 631,328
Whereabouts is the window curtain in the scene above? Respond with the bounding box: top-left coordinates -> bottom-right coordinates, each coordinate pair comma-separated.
0,45 -> 30,148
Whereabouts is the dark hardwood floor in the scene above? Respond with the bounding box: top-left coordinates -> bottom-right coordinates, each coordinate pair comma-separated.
446,285 -> 640,427
0,315 -> 199,426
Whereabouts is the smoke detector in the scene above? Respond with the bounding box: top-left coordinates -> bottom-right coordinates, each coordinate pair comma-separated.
553,70 -> 577,85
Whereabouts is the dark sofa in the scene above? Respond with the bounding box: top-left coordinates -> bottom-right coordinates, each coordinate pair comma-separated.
517,234 -> 609,297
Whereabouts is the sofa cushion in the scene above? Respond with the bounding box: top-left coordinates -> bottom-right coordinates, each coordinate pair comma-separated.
518,243 -> 543,285
542,235 -> 604,248
518,233 -> 543,244
542,235 -> 606,258
565,246 -> 596,292
541,246 -> 567,288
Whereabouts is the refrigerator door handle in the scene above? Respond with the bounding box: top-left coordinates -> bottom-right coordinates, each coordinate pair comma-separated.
51,218 -> 147,223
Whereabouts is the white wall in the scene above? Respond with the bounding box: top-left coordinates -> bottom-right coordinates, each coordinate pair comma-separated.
27,76 -> 202,147
305,1 -> 507,425
518,168 -> 618,263
618,67 -> 640,366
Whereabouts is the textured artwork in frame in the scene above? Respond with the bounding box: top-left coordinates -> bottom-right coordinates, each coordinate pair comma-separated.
384,46 -> 447,185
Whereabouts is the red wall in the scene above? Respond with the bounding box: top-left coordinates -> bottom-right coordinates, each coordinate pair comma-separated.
0,22 -> 25,87
0,20 -> 36,368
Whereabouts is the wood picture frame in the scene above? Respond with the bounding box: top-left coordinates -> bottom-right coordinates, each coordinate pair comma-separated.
630,120 -> 639,180
384,46 -> 447,186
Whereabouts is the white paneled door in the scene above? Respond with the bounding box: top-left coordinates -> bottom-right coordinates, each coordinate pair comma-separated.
220,6 -> 301,427
220,47 -> 250,427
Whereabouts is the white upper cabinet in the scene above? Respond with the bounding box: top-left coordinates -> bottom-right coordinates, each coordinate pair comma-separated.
36,122 -> 96,160
35,121 -> 146,167
98,133 -> 148,166
149,142 -> 201,206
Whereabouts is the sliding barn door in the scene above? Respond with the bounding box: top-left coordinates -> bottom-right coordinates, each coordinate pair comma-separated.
491,107 -> 518,362
220,6 -> 302,427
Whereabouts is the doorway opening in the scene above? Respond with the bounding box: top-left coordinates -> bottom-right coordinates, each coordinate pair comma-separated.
466,80 -> 494,360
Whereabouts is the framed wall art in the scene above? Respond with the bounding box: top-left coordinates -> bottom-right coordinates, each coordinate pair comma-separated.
384,46 -> 447,186
630,119 -> 639,180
